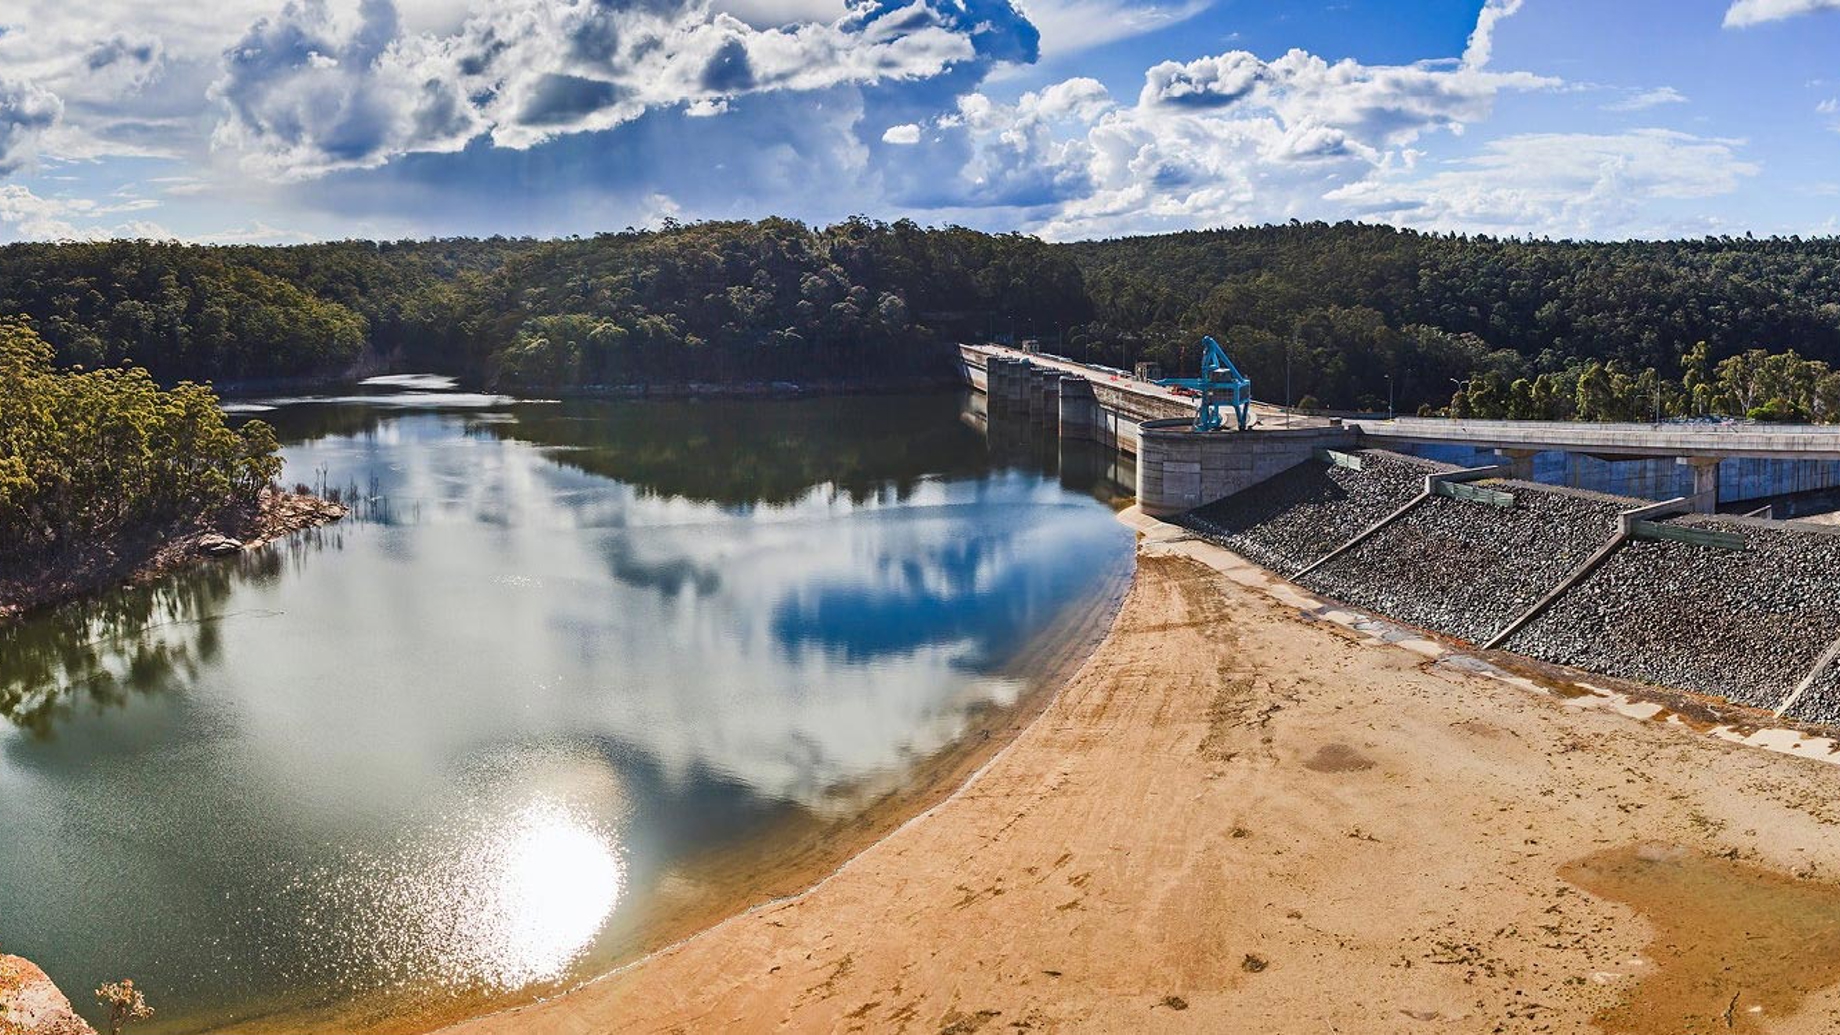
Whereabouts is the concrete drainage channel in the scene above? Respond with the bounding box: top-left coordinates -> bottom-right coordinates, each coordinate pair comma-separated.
1175,448 -> 1840,730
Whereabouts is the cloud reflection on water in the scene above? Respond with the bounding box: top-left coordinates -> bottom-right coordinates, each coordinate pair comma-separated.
0,393 -> 1130,1032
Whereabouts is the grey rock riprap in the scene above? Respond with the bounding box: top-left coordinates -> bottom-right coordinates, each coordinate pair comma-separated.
1785,664 -> 1840,725
1178,451 -> 1444,576
1180,450 -> 1840,722
1507,516 -> 1840,714
1301,481 -> 1629,645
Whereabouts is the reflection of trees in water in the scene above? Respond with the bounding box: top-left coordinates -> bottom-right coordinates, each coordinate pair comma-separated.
600,536 -> 723,598
0,549 -> 283,737
235,402 -> 392,446
488,394 -> 990,507
981,401 -> 1057,476
978,398 -> 1134,505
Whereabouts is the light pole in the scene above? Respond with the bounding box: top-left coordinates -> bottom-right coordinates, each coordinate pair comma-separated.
1384,372 -> 1394,419
1284,339 -> 1294,427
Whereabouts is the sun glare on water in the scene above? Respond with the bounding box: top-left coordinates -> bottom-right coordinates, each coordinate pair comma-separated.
333,796 -> 628,994
447,801 -> 626,989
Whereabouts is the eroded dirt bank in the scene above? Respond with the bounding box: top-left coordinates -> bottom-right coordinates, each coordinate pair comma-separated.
437,542 -> 1840,1034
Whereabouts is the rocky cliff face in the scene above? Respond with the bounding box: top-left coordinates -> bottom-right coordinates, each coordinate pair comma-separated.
0,956 -> 94,1035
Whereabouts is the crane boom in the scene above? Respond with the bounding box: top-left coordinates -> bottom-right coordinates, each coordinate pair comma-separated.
1156,335 -> 1253,431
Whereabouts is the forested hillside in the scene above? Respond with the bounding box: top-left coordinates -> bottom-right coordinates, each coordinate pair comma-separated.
1066,223 -> 1840,419
5,220 -> 1840,418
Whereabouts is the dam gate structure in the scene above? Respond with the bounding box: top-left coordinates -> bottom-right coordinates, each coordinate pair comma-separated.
961,340 -> 1840,730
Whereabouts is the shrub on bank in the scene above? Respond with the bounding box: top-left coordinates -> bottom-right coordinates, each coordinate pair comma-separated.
0,316 -> 281,568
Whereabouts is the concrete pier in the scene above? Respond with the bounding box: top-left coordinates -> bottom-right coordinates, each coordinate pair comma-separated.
1680,456 -> 1721,514
1058,376 -> 1097,441
1042,373 -> 1063,424
1496,448 -> 1538,481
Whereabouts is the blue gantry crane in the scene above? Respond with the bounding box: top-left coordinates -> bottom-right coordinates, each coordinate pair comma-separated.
1157,335 -> 1253,432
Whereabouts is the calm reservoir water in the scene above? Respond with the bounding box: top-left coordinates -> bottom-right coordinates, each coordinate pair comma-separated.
0,382 -> 1132,1032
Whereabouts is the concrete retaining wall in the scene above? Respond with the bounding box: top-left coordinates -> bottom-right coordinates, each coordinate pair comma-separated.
1137,422 -> 1359,517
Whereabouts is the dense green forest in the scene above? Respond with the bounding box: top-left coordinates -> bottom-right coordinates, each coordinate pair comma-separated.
0,317 -> 280,570
5,220 -> 1840,418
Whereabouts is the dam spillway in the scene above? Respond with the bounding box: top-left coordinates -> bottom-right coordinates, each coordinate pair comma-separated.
1180,450 -> 1438,576
960,343 -> 1840,729
1503,516 -> 1840,721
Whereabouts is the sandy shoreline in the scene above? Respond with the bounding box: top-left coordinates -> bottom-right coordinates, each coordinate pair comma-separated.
432,507 -> 1840,1035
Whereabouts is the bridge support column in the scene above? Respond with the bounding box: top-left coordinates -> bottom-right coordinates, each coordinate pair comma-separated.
1678,456 -> 1721,514
1495,448 -> 1539,481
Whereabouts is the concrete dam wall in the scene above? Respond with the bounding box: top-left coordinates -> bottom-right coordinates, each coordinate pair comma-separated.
960,345 -> 1840,729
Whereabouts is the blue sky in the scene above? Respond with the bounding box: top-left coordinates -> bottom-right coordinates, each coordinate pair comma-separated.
0,0 -> 1836,243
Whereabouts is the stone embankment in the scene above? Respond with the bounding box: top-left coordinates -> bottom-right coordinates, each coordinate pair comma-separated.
1183,450 -> 1840,723
1785,662 -> 1840,725
1301,481 -> 1629,645
1178,450 -> 1444,575
1505,515 -> 1840,716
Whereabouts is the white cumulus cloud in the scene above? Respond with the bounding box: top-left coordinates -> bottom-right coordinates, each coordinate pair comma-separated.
1724,0 -> 1840,26
207,0 -> 1039,177
1324,129 -> 1760,237
1462,0 -> 1523,67
0,183 -> 175,241
0,78 -> 63,175
895,1 -> 1556,237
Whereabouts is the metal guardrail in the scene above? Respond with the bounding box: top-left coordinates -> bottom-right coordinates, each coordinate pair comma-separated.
1357,416 -> 1840,436
1347,415 -> 1840,462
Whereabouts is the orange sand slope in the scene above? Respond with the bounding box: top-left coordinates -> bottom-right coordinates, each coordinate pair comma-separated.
441,543 -> 1840,1035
